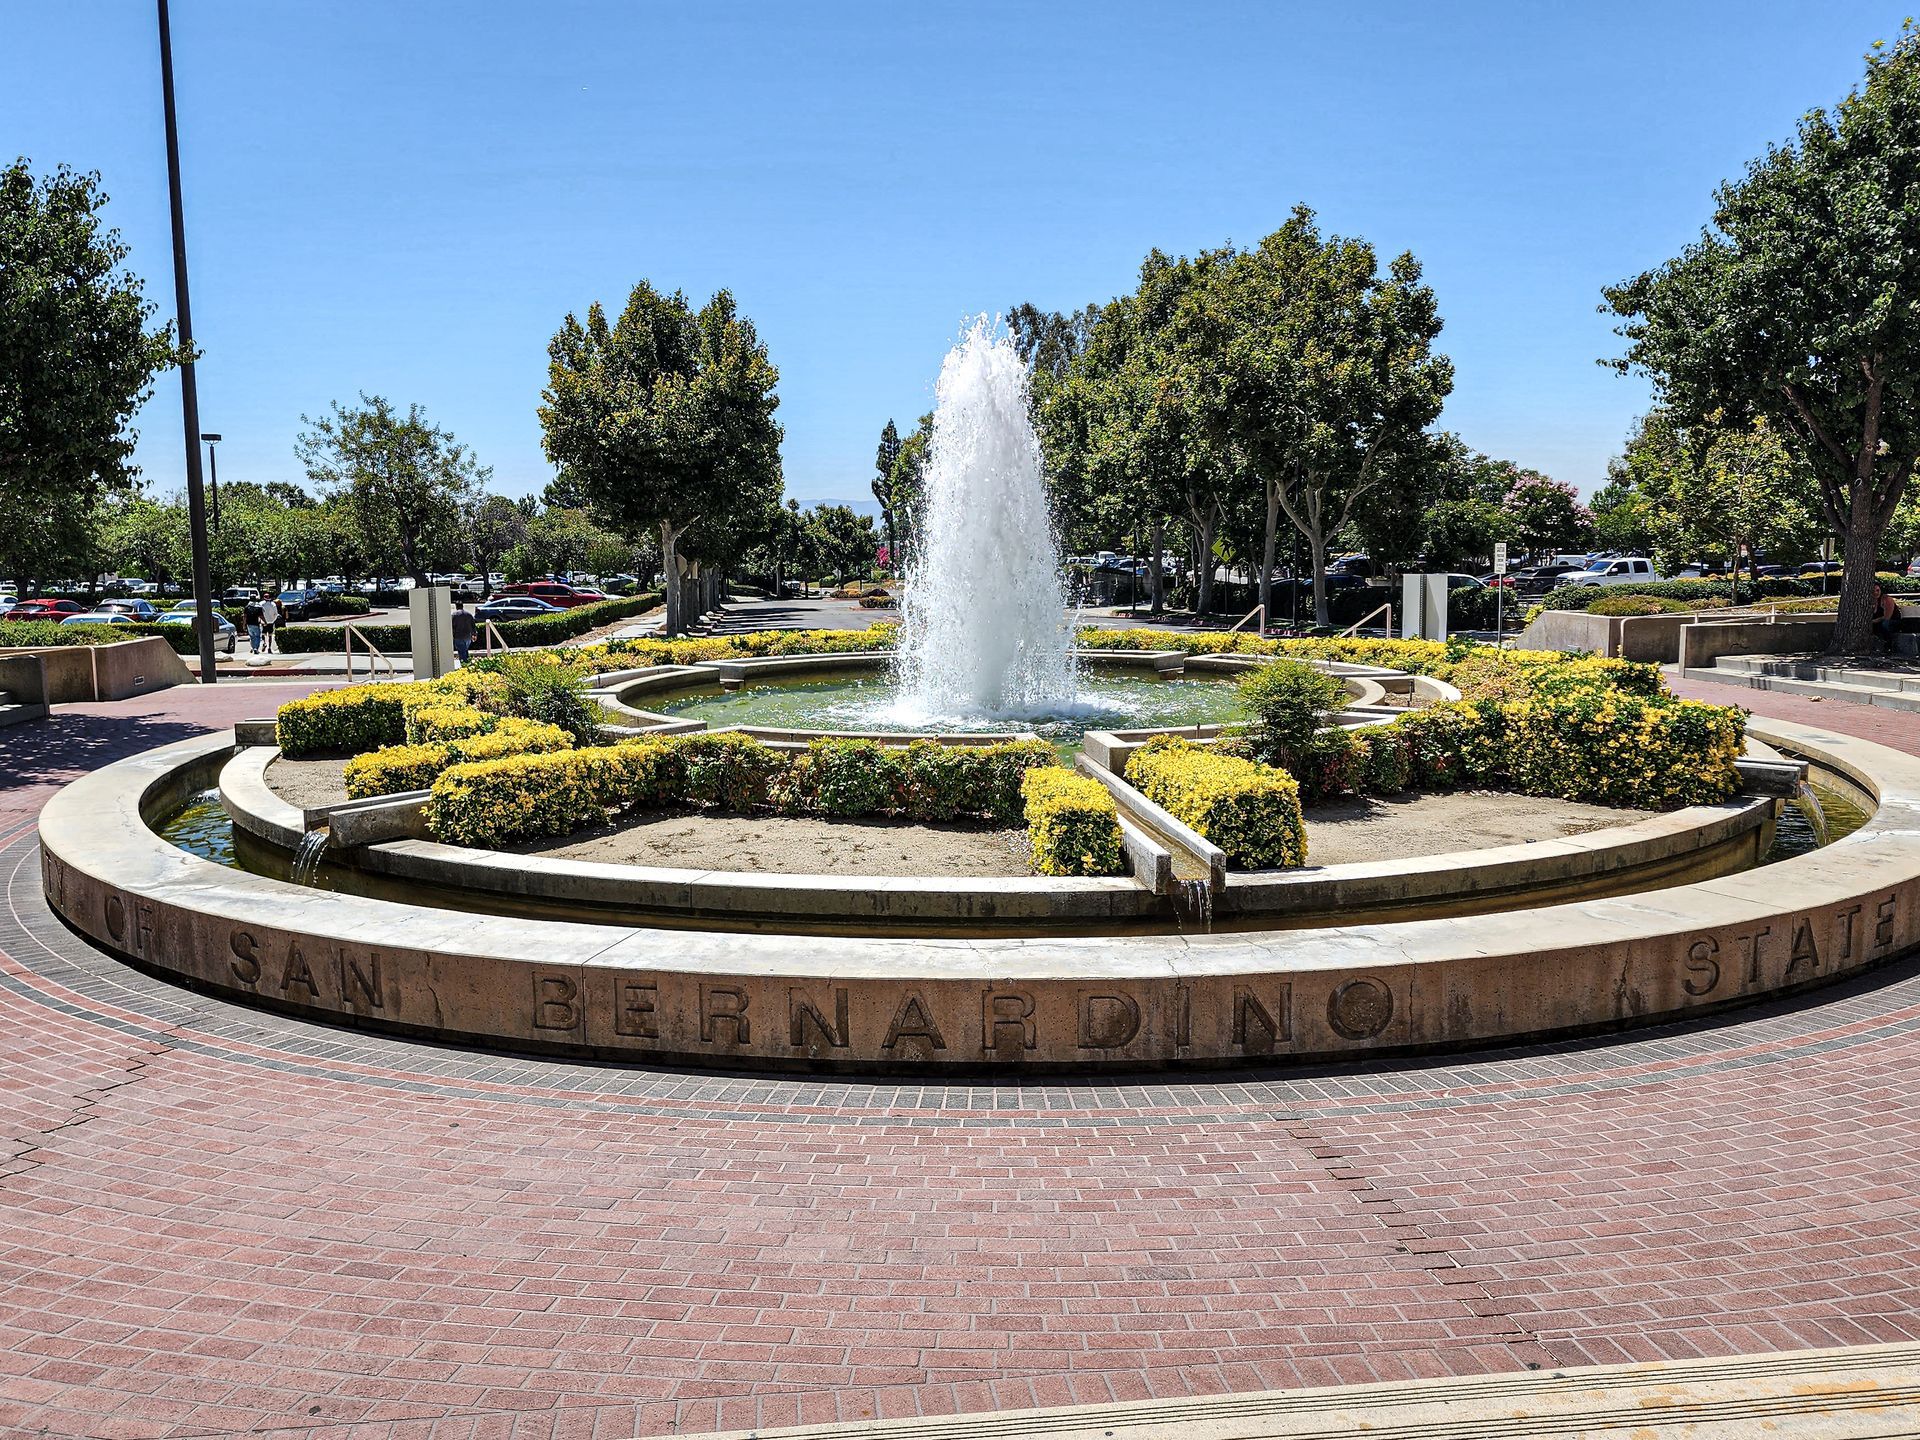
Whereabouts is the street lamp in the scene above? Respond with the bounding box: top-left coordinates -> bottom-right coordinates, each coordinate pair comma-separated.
200,433 -> 221,530
158,0 -> 217,684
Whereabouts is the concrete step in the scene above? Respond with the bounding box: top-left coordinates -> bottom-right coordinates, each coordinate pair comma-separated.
0,700 -> 47,728
695,1341 -> 1920,1439
1714,654 -> 1920,693
1683,665 -> 1920,711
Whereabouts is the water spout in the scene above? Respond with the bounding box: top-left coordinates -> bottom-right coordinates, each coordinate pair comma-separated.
1792,780 -> 1830,847
893,319 -> 1076,721
290,828 -> 331,885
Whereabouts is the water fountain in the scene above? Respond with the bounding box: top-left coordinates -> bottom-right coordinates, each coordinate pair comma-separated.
891,319 -> 1078,723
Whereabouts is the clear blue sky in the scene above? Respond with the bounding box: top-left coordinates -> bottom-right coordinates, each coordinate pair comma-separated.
3,1 -> 1906,512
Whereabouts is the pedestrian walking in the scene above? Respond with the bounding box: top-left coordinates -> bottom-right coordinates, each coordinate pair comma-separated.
258,593 -> 282,654
243,596 -> 263,655
451,600 -> 474,666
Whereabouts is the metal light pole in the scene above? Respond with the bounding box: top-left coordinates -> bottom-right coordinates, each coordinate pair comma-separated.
158,0 -> 217,683
200,432 -> 221,530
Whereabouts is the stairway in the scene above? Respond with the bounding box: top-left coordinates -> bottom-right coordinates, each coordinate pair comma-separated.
1681,653 -> 1920,712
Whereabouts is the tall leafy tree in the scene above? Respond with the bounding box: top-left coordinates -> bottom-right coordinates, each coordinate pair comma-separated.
99,493 -> 187,589
1186,207 -> 1453,625
872,419 -> 901,571
0,161 -> 181,588
464,492 -> 527,595
1605,25 -> 1920,650
297,395 -> 484,586
540,283 -> 782,633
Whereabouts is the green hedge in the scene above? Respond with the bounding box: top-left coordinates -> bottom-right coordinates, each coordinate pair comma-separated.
1534,574 -> 1905,612
1021,768 -> 1124,876
275,671 -> 505,756
1127,736 -> 1308,869
423,731 -> 1072,855
257,592 -> 663,654
0,621 -> 137,648
342,718 -> 573,799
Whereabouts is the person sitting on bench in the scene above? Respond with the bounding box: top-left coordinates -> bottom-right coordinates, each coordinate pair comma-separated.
1872,582 -> 1900,652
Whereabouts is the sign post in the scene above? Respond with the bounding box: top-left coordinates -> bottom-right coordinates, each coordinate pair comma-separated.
1493,542 -> 1508,637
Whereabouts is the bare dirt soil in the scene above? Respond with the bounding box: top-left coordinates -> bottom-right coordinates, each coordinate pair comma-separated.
264,755 -> 352,811
1302,790 -> 1651,866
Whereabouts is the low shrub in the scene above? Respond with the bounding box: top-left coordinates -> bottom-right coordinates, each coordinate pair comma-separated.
403,704 -> 496,745
1586,593 -> 1689,616
1126,736 -> 1307,869
1501,692 -> 1745,809
480,652 -> 599,743
277,684 -> 415,757
428,745 -> 652,847
1384,702 -> 1506,791
671,731 -> 789,811
1352,725 -> 1412,794
1236,660 -> 1348,756
0,621 -> 138,648
1021,768 -> 1124,876
343,718 -> 573,799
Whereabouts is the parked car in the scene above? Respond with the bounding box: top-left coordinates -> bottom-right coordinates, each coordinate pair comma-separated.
4,598 -> 83,622
59,612 -> 135,629
475,596 -> 563,621
1511,562 -> 1584,594
271,589 -> 316,620
222,585 -> 258,604
155,605 -> 237,653
498,581 -> 600,609
96,597 -> 160,620
1559,556 -> 1663,587
1325,554 -> 1376,579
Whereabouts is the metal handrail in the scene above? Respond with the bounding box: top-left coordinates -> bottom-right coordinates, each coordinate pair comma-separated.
1339,602 -> 1392,638
1228,604 -> 1266,635
481,620 -> 510,656
342,622 -> 395,683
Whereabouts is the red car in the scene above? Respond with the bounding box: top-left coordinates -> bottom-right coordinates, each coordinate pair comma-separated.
498,582 -> 601,609
3,598 -> 83,622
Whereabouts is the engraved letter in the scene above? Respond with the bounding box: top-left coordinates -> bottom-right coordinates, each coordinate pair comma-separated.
1835,904 -> 1862,962
1682,937 -> 1721,996
981,989 -> 1036,1053
229,929 -> 261,985
1175,983 -> 1192,1049
104,894 -> 125,942
700,984 -> 750,1045
280,945 -> 320,999
1876,896 -> 1898,953
1327,978 -> 1394,1040
1740,926 -> 1772,986
533,975 -> 579,1031
789,987 -> 850,1049
615,981 -> 658,1038
1786,920 -> 1820,980
1078,992 -> 1141,1049
1232,985 -> 1290,1051
883,993 -> 947,1051
337,952 -> 384,1010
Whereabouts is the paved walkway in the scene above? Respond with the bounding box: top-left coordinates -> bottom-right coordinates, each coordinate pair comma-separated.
1,680 -> 1918,1437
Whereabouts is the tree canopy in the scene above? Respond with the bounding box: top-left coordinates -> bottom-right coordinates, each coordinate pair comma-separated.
540,283 -> 782,632
0,160 -> 181,587
1605,25 -> 1920,649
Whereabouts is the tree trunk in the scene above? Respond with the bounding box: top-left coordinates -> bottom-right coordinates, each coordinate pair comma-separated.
1833,521 -> 1881,653
1195,513 -> 1216,619
659,522 -> 683,634
1310,533 -> 1330,627
1149,515 -> 1165,617
1259,482 -> 1280,632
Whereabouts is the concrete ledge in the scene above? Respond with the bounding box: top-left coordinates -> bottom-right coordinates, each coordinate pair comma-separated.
37,717 -> 1920,1072
1074,754 -> 1228,892
0,635 -> 193,703
689,1341 -> 1920,1439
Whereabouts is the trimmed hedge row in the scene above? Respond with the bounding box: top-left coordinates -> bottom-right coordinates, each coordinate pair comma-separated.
256,592 -> 664,654
1127,736 -> 1308,869
0,621 -> 136,648
1534,574 -> 1904,613
275,671 -> 506,756
343,718 -> 573,799
1021,769 -> 1123,876
419,731 -> 1126,875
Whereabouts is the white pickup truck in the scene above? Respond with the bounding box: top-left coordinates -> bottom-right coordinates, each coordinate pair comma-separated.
1558,556 -> 1663,587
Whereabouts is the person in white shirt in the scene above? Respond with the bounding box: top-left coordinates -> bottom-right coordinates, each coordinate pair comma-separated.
258,594 -> 282,653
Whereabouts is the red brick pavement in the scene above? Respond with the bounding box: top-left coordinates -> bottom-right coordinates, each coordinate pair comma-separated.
0,680 -> 1917,1438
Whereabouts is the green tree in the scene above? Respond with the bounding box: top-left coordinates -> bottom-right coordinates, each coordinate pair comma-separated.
464,492 -> 527,595
1605,25 -> 1920,650
0,161 -> 181,588
1186,208 -> 1453,624
297,395 -> 484,585
1501,471 -> 1593,557
798,503 -> 879,583
872,419 -> 901,572
540,283 -> 782,633
99,493 -> 187,589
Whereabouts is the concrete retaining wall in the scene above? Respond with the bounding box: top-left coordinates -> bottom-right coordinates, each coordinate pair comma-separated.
1680,617 -> 1838,670
0,636 -> 193,703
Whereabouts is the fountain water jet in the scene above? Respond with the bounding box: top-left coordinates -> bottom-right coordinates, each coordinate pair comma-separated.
893,319 -> 1077,721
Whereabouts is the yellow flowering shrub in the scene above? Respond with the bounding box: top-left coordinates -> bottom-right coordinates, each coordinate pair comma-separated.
1127,736 -> 1307,869
403,704 -> 496,745
343,719 -> 573,799
1020,768 -> 1125,876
